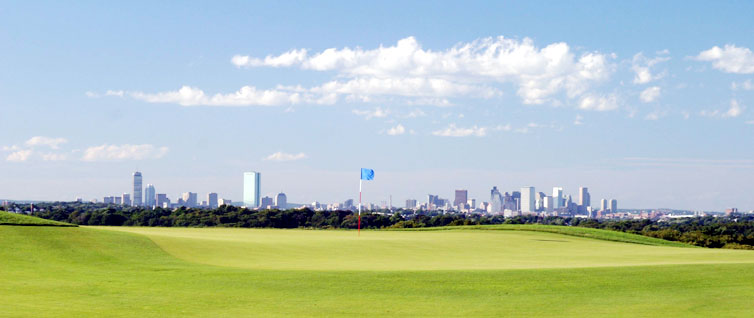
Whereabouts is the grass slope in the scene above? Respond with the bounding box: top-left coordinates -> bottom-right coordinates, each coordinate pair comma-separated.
2,226 -> 754,317
395,224 -> 693,247
0,211 -> 75,226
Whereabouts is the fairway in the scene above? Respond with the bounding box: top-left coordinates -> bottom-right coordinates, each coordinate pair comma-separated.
2,225 -> 754,317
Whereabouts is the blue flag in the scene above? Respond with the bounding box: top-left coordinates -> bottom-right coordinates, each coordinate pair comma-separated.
360,168 -> 374,180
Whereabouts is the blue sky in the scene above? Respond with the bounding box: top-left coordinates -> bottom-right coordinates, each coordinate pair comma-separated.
1,1 -> 753,210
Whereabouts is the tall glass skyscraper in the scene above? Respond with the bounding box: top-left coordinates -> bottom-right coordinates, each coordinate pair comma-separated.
243,172 -> 261,208
133,171 -> 142,207
144,184 -> 156,208
521,186 -> 535,213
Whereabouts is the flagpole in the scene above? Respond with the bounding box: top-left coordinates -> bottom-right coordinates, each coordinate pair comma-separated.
358,179 -> 362,236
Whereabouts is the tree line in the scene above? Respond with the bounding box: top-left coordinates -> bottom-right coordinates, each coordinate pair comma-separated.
5,202 -> 754,249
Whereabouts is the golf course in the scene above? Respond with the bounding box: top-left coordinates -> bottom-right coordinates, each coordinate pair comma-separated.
3,214 -> 754,317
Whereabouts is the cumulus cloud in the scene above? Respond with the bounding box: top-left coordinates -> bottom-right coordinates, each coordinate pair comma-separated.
264,152 -> 308,161
632,52 -> 670,84
639,86 -> 661,103
352,107 -> 390,119
82,144 -> 169,161
129,85 -> 307,106
386,124 -> 406,135
25,136 -> 68,149
6,150 -> 32,162
233,36 -> 615,106
432,124 -> 487,137
696,45 -> 754,74
700,99 -> 745,118
578,94 -> 619,111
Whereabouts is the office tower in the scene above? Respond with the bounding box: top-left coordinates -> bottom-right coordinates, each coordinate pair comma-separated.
104,196 -> 113,204
579,187 -> 590,211
467,199 -> 476,209
454,190 -> 468,207
553,187 -> 563,208
207,192 -> 218,208
114,196 -> 122,204
133,171 -> 142,207
261,196 -> 274,209
122,193 -> 131,206
156,194 -> 169,208
427,194 -> 438,210
275,192 -> 287,209
405,199 -> 417,209
243,172 -> 261,208
144,184 -> 156,208
219,198 -> 232,206
520,187 -> 535,213
544,196 -> 554,212
343,198 -> 353,210
610,199 -> 618,213
182,192 -> 197,207
601,199 -> 608,211
490,186 -> 502,213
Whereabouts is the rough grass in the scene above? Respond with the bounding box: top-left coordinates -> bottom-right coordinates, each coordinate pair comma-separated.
2,226 -> 754,317
0,211 -> 76,226
392,224 -> 693,247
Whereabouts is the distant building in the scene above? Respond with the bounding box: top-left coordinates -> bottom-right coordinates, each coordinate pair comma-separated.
610,199 -> 618,213
544,196 -> 554,213
342,198 -> 353,210
104,196 -> 114,204
114,196 -> 122,205
261,196 -> 274,209
243,172 -> 261,208
122,193 -> 131,206
219,199 -> 232,206
600,199 -> 608,211
579,187 -> 590,213
454,190 -> 468,208
520,187 -> 535,213
144,184 -> 156,208
405,199 -> 417,209
553,187 -> 564,209
207,192 -> 218,209
467,199 -> 476,210
182,192 -> 197,207
133,171 -> 142,207
156,194 -> 169,208
490,186 -> 502,213
275,192 -> 287,209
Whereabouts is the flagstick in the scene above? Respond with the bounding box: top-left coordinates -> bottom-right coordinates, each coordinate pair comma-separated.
358,179 -> 362,236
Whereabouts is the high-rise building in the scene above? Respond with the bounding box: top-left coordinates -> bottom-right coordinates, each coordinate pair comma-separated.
114,196 -> 122,204
579,187 -> 590,212
405,199 -> 417,209
156,193 -> 169,208
454,190 -> 468,208
520,187 -> 535,213
133,171 -> 142,207
600,199 -> 608,211
609,199 -> 618,213
490,186 -> 502,213
544,196 -> 554,213
219,198 -> 232,206
343,198 -> 353,210
275,192 -> 287,209
144,184 -> 156,208
243,172 -> 261,208
207,192 -> 218,208
553,187 -> 564,208
467,199 -> 476,210
122,193 -> 131,206
182,192 -> 197,207
261,196 -> 274,209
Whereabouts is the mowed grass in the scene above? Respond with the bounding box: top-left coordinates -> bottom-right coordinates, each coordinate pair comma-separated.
0,211 -> 75,226
1,226 -> 754,317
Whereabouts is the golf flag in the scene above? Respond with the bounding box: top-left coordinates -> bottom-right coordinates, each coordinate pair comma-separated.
361,168 -> 374,180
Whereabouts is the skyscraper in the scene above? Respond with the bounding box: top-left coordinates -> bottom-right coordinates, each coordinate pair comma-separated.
122,193 -> 131,206
454,190 -> 468,208
182,192 -> 197,207
579,187 -> 590,212
600,199 -> 608,211
610,199 -> 618,213
144,184 -> 156,208
405,199 -> 417,209
207,192 -> 218,208
552,187 -> 563,208
490,186 -> 502,213
520,187 -> 535,213
156,193 -> 169,208
275,192 -> 287,209
133,171 -> 142,207
261,196 -> 274,209
243,172 -> 261,208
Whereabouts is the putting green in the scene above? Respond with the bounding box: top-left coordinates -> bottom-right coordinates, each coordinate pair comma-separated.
2,225 -> 754,317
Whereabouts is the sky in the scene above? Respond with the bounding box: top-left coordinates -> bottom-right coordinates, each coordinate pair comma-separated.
1,1 -> 754,211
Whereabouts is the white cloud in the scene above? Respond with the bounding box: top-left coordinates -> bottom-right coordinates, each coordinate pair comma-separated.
432,124 -> 487,137
129,85 -> 306,106
746,120 -> 754,125
731,79 -> 754,91
41,153 -> 67,161
696,45 -> 754,74
85,90 -> 125,98
644,111 -> 665,120
6,150 -> 32,162
386,124 -> 406,136
578,94 -> 619,111
700,99 -> 745,118
82,144 -> 169,161
352,107 -> 390,119
494,124 -> 512,131
264,152 -> 308,161
639,86 -> 661,103
233,36 -> 614,105
631,52 -> 670,84
25,136 -> 68,149
404,109 -> 427,118
573,115 -> 584,125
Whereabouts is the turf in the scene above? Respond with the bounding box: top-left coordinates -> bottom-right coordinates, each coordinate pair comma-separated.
2,226 -> 754,317
0,211 -> 75,226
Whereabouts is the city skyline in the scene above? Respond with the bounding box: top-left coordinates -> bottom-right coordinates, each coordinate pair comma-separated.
2,1 -> 753,211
